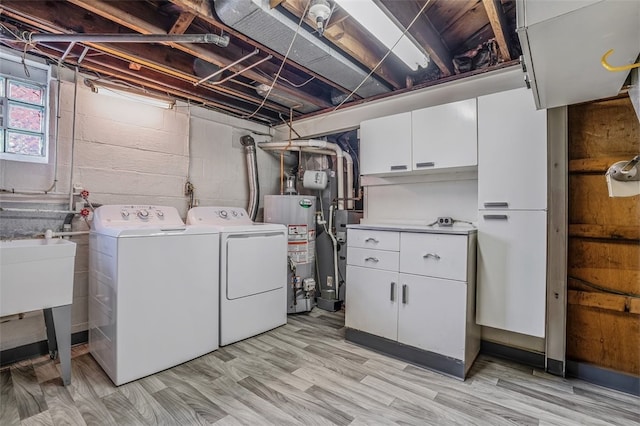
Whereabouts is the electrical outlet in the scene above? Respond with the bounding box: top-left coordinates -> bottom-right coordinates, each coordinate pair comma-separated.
437,216 -> 453,226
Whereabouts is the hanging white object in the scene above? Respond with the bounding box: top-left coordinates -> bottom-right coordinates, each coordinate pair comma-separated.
606,156 -> 640,197
303,170 -> 328,190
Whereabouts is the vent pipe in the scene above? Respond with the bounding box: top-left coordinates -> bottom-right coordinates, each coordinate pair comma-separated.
240,135 -> 260,220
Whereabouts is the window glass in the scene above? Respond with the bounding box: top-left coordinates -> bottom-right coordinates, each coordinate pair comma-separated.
0,53 -> 49,162
8,102 -> 43,132
6,131 -> 44,156
8,80 -> 44,105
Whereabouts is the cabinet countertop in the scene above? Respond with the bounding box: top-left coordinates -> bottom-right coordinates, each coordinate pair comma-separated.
348,223 -> 477,235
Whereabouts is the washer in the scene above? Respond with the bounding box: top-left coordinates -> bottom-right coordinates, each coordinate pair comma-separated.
89,205 -> 220,386
187,206 -> 287,346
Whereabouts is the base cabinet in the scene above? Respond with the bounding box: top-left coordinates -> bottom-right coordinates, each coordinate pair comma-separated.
398,274 -> 466,360
346,227 -> 479,379
345,266 -> 398,341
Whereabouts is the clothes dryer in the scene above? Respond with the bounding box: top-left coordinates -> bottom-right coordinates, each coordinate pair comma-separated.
187,206 -> 287,346
89,205 -> 219,385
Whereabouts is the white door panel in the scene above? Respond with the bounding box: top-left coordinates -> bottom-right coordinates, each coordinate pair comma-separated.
346,265 -> 398,340
476,210 -> 547,337
226,233 -> 286,299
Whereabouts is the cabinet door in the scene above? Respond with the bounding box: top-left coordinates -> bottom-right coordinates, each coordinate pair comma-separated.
345,265 -> 398,340
360,112 -> 412,175
412,98 -> 477,170
476,210 -> 547,337
478,88 -> 547,210
397,273 -> 466,360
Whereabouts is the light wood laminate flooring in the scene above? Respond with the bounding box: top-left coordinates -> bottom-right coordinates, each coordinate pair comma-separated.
1,310 -> 638,425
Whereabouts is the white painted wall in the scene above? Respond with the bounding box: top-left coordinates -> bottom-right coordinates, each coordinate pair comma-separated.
0,66 -> 277,351
188,116 -> 279,214
362,173 -> 478,225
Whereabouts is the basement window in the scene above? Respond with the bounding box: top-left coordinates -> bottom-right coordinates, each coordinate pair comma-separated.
0,51 -> 51,164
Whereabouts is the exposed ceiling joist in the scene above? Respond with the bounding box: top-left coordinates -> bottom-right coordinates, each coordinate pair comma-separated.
64,0 -> 332,109
169,11 -> 196,35
482,0 -> 513,61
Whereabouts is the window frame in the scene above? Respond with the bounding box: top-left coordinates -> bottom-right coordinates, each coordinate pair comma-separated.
0,51 -> 51,164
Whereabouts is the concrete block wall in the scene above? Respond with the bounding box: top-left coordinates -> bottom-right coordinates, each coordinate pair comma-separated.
1,68 -> 278,352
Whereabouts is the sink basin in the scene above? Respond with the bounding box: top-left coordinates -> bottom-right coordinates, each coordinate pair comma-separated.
1,238 -> 77,316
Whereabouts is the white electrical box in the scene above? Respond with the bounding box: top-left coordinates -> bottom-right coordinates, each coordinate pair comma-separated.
303,170 -> 328,190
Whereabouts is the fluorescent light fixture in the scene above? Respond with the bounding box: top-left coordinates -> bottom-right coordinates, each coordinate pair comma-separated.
334,0 -> 429,71
87,80 -> 175,109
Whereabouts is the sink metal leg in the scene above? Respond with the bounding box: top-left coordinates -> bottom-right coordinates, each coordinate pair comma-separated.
51,305 -> 72,386
43,308 -> 58,359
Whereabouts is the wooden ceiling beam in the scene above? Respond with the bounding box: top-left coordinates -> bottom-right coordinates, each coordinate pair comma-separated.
169,11 -> 196,35
0,2 -> 299,116
482,0 -> 513,60
32,42 -> 281,122
63,0 -> 333,109
381,0 -> 455,77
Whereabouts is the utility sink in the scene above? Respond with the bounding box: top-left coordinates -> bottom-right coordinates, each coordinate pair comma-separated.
1,238 -> 77,317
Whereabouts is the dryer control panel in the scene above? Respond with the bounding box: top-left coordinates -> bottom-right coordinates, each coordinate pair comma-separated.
93,205 -> 184,229
186,206 -> 253,225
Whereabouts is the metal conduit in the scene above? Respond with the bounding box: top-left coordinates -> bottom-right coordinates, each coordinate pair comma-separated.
27,33 -> 230,47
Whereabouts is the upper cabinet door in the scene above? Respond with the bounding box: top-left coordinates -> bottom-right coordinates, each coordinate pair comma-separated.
478,88 -> 547,210
412,98 -> 477,170
359,112 -> 412,175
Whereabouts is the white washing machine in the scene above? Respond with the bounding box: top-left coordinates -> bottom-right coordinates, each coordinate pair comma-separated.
89,205 -> 220,385
187,206 -> 287,346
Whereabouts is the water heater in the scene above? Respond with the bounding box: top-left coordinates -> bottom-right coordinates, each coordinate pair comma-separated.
264,195 -> 317,314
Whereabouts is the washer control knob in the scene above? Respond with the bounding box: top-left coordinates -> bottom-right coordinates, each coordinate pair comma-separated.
232,210 -> 238,217
156,210 -> 164,218
219,210 -> 228,218
121,210 -> 130,218
137,209 -> 149,219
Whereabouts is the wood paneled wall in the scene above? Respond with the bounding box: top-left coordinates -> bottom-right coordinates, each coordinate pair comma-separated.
567,96 -> 639,376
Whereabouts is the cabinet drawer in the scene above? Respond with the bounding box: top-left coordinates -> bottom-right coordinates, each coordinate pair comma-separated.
347,247 -> 399,271
348,229 -> 399,251
400,233 -> 468,281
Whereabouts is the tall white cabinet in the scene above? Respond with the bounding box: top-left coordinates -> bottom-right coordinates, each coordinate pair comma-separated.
476,87 -> 548,338
346,225 -> 480,379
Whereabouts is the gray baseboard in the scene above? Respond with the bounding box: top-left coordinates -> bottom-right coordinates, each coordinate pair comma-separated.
567,360 -> 640,396
0,331 -> 88,367
345,328 -> 466,379
546,358 -> 564,376
480,340 -> 545,369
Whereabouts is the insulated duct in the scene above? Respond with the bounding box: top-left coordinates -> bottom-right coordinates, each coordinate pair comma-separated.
214,0 -> 390,99
240,135 -> 260,220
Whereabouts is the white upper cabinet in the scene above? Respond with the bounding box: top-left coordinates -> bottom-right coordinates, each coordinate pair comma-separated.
359,99 -> 478,176
412,98 -> 477,170
359,112 -> 412,175
477,87 -> 547,210
517,0 -> 640,109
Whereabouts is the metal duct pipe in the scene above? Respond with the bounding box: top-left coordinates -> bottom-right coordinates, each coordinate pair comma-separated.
240,135 -> 260,221
27,33 -> 230,47
258,140 -> 349,210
